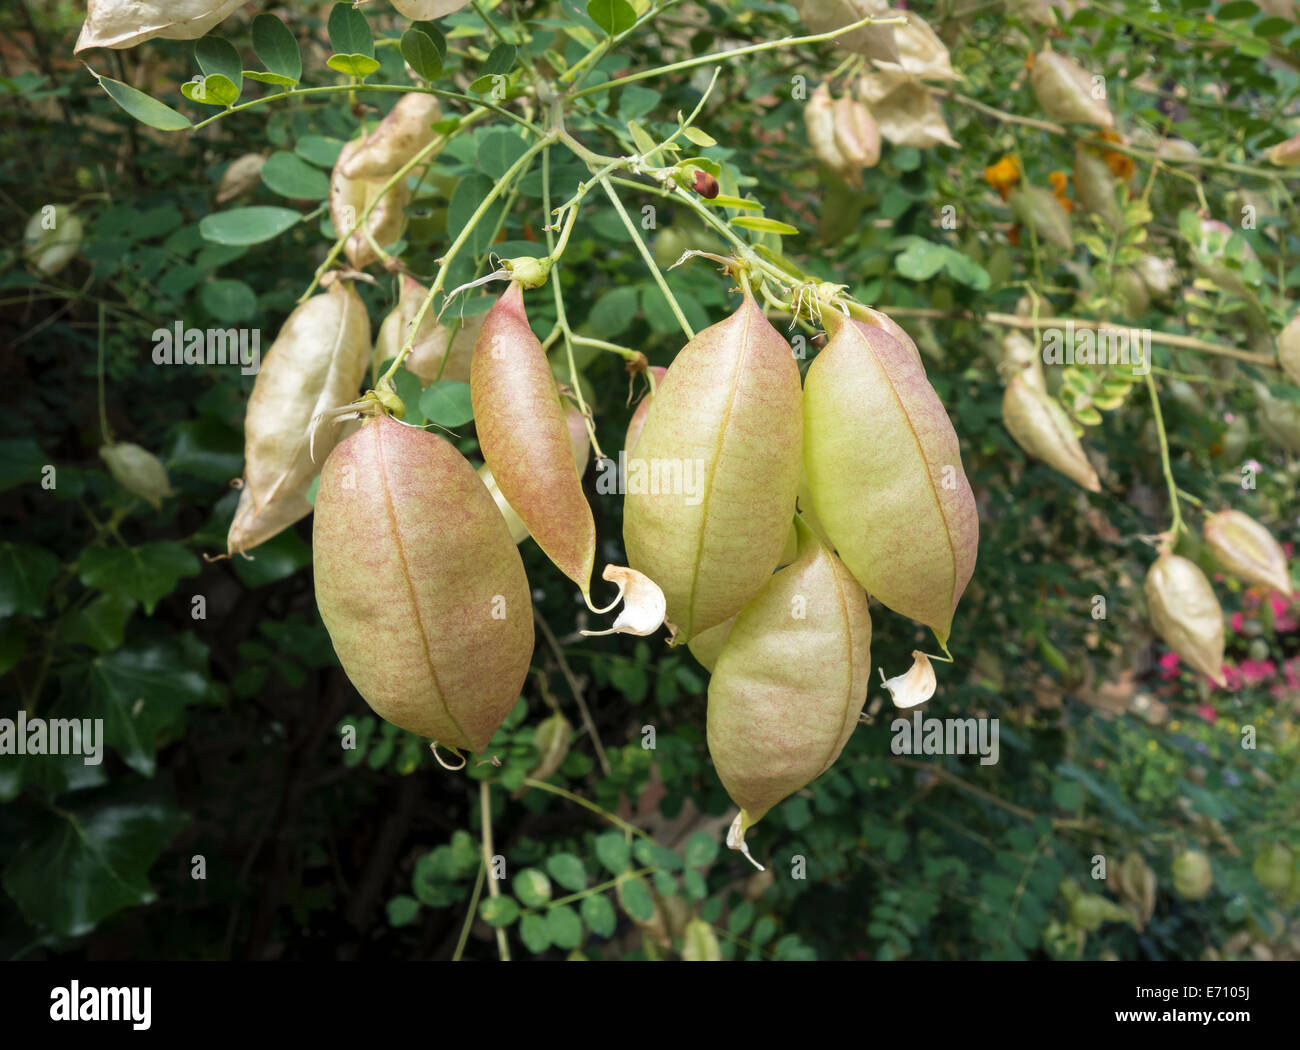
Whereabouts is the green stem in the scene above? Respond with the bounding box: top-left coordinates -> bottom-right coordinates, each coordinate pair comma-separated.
521,778 -> 653,842
452,857 -> 487,961
1144,371 -> 1183,544
479,780 -> 511,962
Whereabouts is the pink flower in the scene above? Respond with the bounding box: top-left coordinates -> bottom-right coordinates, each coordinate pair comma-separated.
1158,651 -> 1181,680
1196,704 -> 1217,723
1231,612 -> 1245,632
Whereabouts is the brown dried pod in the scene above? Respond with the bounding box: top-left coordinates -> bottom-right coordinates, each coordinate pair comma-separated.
330,139 -> 411,270
1145,553 -> 1226,687
1203,510 -> 1292,595
75,0 -> 245,52
373,277 -> 486,386
857,71 -> 959,149
1278,311 -> 1300,386
1001,377 -> 1101,492
831,95 -> 882,178
216,153 -> 266,205
341,93 -> 443,180
1265,129 -> 1300,167
792,0 -> 900,63
999,330 -> 1045,390
313,415 -> 533,753
873,11 -> 957,80
1029,49 -> 1114,129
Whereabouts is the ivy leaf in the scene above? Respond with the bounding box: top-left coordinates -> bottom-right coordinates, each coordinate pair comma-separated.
60,593 -> 136,653
91,72 -> 190,131
0,542 -> 62,618
78,543 -> 200,614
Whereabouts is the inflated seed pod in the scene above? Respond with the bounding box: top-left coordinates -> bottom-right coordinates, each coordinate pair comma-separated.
1279,312 -> 1300,386
802,313 -> 978,646
313,415 -> 533,752
1001,376 -> 1101,493
23,206 -> 83,277
852,306 -> 923,370
706,520 -> 871,846
229,281 -> 371,556
1145,553 -> 1226,687
216,153 -> 265,204
1191,218 -> 1258,296
1029,49 -> 1114,129
792,0 -> 899,62
1265,129 -> 1300,167
881,11 -> 957,80
1073,143 -> 1122,227
999,330 -> 1045,390
1203,510 -> 1292,595
391,0 -> 470,19
624,366 -> 668,456
1172,849 -> 1214,900
99,442 -> 173,509
1114,268 -> 1150,318
1008,185 -> 1072,250
472,282 -> 596,594
1255,380 -> 1300,454
330,138 -> 411,270
687,615 -> 735,674
340,93 -> 442,180
623,290 -> 803,641
1135,254 -> 1176,299
831,95 -> 881,179
805,85 -> 849,177
373,277 -> 485,386
75,0 -> 245,52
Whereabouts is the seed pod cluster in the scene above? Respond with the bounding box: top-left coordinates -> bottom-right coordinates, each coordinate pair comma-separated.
804,85 -> 881,186
24,206 -> 84,277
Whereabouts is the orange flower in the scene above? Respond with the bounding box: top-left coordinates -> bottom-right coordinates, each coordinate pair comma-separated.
1049,170 -> 1074,213
1097,130 -> 1135,179
984,154 -> 1021,200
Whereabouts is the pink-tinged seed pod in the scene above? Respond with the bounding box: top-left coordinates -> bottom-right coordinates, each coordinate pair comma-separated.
229,282 -> 371,556
999,330 -> 1046,390
1278,312 -> 1300,386
687,615 -> 735,674
472,282 -> 596,594
341,93 -> 443,180
313,415 -> 533,752
1029,49 -> 1114,129
373,277 -> 486,386
1001,376 -> 1101,493
330,139 -> 411,270
707,519 -> 871,847
623,290 -> 803,642
1145,553 -> 1226,687
1265,130 -> 1300,167
851,306 -> 923,370
624,366 -> 668,456
803,313 -> 978,647
805,85 -> 850,177
1203,510 -> 1292,595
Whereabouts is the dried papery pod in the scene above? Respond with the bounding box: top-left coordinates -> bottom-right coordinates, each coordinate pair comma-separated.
857,71 -> 959,149
1029,49 -> 1114,129
341,93 -> 442,180
231,282 -> 371,556
1145,553 -> 1226,687
803,314 -> 978,646
75,0 -> 245,52
579,566 -> 667,638
792,0 -> 900,62
681,919 -> 722,961
873,11 -> 957,80
23,206 -> 84,277
313,416 -> 533,753
687,615 -> 735,673
1001,377 -> 1102,492
831,96 -> 882,179
999,330 -> 1045,390
391,0 -> 471,17
805,85 -> 850,176
1008,185 -> 1072,250
216,153 -> 266,205
373,278 -> 485,386
1114,268 -> 1150,318
525,711 -> 572,783
1255,381 -> 1300,455
1117,853 -> 1157,927
1203,510 -> 1292,595
99,442 -> 173,509
1073,143 -> 1122,227
1135,254 -> 1176,299
1172,849 -> 1214,901
623,290 -> 803,642
707,520 -> 871,848
624,365 -> 668,455
330,139 -> 412,270
472,282 -> 596,595
1265,129 -> 1300,166
1278,312 -> 1300,386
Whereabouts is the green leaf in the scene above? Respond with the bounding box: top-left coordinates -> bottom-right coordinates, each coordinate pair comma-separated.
479,894 -> 520,927
181,74 -> 239,107
1218,0 -> 1259,18
199,206 -> 301,246
587,0 -> 637,35
401,29 -> 444,82
387,894 -> 420,926
513,868 -> 553,908
683,868 -> 707,900
418,380 -> 474,427
165,419 -> 242,483
327,2 -> 374,58
252,13 -> 302,84
581,892 -> 617,937
2,797 -> 188,937
618,876 -> 656,923
295,135 -> 346,169
200,278 -> 258,322
588,286 -> 640,339
480,43 -> 517,77
195,36 -> 243,95
546,905 -> 584,949
683,831 -> 718,869
545,852 -> 588,892
0,438 -> 47,491
0,620 -> 26,678
243,70 -> 297,88
477,129 -> 530,179
519,912 -> 551,952
60,593 -> 136,653
728,900 -> 755,934
707,194 -> 761,210
326,54 -> 382,78
231,525 -> 312,587
894,238 -> 948,281
93,73 -> 190,131
78,543 -> 200,614
731,216 -> 799,236
627,120 -> 658,158
0,542 -> 62,618
260,150 -> 331,199
682,126 -> 716,147
594,831 -> 630,875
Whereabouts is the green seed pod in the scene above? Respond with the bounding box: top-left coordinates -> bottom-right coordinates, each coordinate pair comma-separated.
526,711 -> 573,784
472,282 -> 596,594
1030,49 -> 1114,128
1252,843 -> 1295,894
706,520 -> 871,847
1008,185 -> 1072,251
687,615 -> 735,673
341,93 -> 442,180
313,416 -> 533,753
229,281 -> 371,557
330,139 -> 411,271
623,290 -> 802,641
1072,143 -> 1122,227
1002,376 -> 1102,493
1114,268 -> 1150,319
852,306 -> 924,370
1172,849 -> 1214,901
1145,553 -> 1226,687
681,919 -> 722,961
1203,510 -> 1292,595
99,441 -> 173,509
23,206 -> 84,277
803,313 -> 977,646
1069,892 -> 1131,932
1279,312 -> 1300,386
1255,381 -> 1300,454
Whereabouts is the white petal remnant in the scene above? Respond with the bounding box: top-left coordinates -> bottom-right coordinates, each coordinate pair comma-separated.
581,566 -> 668,637
879,650 -> 937,709
726,812 -> 765,872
